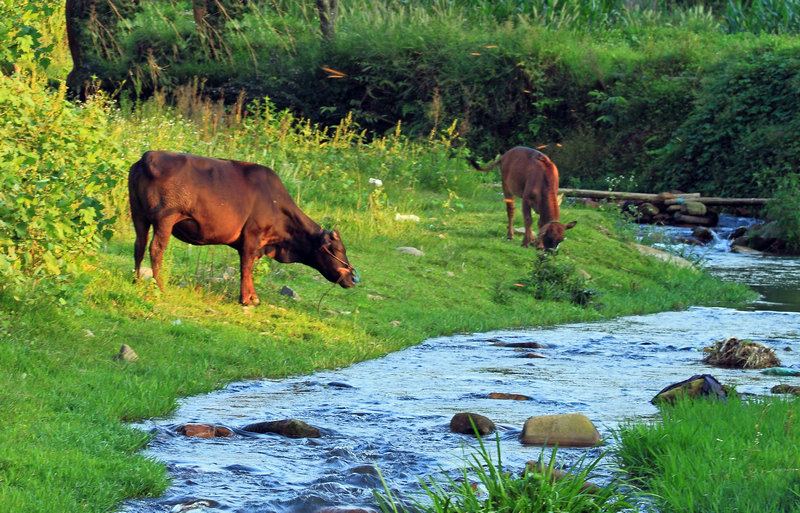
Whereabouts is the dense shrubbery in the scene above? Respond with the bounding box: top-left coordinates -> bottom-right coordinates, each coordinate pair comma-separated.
0,74 -> 123,295
62,0 -> 800,200
652,47 -> 800,198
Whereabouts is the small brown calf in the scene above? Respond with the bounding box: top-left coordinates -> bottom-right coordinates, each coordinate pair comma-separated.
469,146 -> 576,250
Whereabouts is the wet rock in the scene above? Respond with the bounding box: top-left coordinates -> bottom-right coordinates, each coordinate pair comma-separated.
177,424 -> 234,438
692,226 -> 714,244
115,344 -> 139,362
731,244 -> 762,254
520,413 -> 601,447
170,498 -> 221,512
771,384 -> 800,395
703,337 -> 781,369
520,352 -> 546,359
488,392 -> 531,401
524,460 -> 600,494
326,381 -> 354,388
242,419 -> 321,438
651,374 -> 727,405
396,246 -> 424,256
450,412 -> 496,436
313,507 -> 378,513
732,221 -> 793,254
629,243 -> 695,269
729,226 -> 749,240
495,341 -> 547,349
748,221 -> 783,252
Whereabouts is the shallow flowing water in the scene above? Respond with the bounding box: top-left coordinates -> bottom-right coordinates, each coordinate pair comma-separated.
124,216 -> 800,513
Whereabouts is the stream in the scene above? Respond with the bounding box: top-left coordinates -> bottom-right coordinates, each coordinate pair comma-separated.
124,215 -> 800,513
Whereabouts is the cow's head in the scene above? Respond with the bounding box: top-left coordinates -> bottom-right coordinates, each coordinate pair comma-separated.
315,230 -> 359,288
537,221 -> 577,251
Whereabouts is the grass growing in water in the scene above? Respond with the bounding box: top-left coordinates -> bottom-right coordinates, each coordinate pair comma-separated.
614,395 -> 800,512
375,432 -> 636,513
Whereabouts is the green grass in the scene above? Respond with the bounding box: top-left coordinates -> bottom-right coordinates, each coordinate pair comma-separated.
614,396 -> 800,512
0,187 -> 754,512
375,433 -> 636,513
0,80 -> 757,512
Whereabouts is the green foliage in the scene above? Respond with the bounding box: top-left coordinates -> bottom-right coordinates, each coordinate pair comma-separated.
764,172 -> 800,252
653,47 -> 800,198
0,0 -> 58,74
376,432 -> 635,513
724,0 -> 800,34
615,395 -> 800,512
0,75 -> 123,295
517,252 -> 596,306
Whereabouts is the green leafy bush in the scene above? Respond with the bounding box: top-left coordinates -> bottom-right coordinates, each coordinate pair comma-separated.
0,74 -> 123,295
652,47 -> 800,198
764,172 -> 800,253
517,252 -> 595,306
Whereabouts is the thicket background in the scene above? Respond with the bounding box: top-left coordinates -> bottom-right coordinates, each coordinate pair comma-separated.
3,0 -> 800,291
59,0 -> 800,199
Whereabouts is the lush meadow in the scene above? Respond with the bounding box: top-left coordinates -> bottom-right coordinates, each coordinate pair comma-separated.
1,1 -> 798,512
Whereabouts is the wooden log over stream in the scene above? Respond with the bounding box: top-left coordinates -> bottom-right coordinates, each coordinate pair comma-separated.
559,188 -> 769,206
559,188 -> 771,227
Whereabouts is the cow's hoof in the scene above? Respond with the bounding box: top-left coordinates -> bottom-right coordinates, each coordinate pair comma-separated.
240,295 -> 260,306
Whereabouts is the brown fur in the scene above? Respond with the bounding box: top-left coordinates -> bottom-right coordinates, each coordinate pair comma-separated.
468,146 -> 576,250
128,151 -> 357,305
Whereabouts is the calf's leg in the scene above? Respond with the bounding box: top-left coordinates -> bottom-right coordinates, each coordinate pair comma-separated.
521,197 -> 535,247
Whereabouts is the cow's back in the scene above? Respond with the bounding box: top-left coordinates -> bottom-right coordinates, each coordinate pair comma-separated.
128,151 -> 297,245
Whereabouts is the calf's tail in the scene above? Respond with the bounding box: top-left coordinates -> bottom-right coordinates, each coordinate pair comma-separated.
467,155 -> 502,172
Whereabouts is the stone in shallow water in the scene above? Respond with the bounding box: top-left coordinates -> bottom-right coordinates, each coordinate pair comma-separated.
449,412 -> 496,436
520,413 -> 600,447
242,418 -> 321,438
176,424 -> 234,438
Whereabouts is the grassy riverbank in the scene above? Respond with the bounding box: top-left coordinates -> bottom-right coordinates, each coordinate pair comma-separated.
0,89 -> 756,512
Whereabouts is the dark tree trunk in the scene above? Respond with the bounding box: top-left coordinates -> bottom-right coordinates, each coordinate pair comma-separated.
316,0 -> 338,42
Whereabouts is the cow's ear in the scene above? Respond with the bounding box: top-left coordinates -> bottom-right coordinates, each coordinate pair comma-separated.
565,221 -> 577,229
331,230 -> 341,241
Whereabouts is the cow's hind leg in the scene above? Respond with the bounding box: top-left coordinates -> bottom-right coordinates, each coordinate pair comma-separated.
504,196 -> 515,240
132,216 -> 150,282
521,198 -> 535,247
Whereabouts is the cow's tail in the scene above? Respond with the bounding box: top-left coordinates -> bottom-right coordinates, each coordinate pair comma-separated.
467,155 -> 501,172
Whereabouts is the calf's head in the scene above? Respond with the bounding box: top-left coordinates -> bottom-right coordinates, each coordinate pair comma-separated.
538,221 -> 577,251
314,230 -> 359,287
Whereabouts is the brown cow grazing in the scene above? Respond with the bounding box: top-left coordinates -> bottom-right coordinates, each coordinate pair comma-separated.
128,151 -> 358,305
468,146 -> 576,250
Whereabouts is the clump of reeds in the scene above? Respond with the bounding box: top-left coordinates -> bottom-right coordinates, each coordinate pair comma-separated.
703,337 -> 781,369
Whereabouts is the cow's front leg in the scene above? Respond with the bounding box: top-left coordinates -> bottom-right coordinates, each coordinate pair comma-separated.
504,197 -> 515,240
521,198 -> 534,247
238,246 -> 260,306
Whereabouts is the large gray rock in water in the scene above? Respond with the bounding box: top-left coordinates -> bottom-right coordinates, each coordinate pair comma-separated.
651,374 -> 727,405
449,412 -> 496,436
520,413 -> 601,447
243,419 -> 321,438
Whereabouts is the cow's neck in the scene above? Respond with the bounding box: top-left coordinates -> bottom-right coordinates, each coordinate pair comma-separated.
273,211 -> 324,264
538,167 -> 560,224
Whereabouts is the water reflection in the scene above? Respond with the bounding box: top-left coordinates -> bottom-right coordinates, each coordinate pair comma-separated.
124,217 -> 800,513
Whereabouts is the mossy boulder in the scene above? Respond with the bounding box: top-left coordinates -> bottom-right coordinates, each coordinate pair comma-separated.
520,413 -> 601,447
